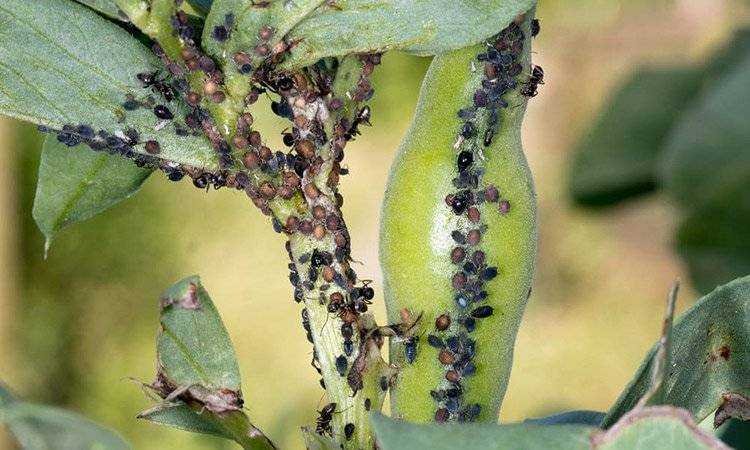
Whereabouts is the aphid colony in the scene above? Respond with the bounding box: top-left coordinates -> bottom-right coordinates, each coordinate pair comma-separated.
423,18 -> 540,424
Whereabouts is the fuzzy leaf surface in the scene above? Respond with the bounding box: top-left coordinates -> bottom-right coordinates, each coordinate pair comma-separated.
371,413 -> 594,450
604,276 -> 750,427
157,275 -> 241,391
0,386 -> 128,450
0,0 -> 217,168
32,136 -> 151,247
74,0 -> 126,20
280,0 -> 537,69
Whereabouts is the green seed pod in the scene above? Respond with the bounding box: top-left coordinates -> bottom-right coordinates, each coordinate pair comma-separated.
380,14 -> 538,423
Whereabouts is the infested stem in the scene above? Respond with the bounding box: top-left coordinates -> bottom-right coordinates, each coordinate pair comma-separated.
116,2 -> 388,446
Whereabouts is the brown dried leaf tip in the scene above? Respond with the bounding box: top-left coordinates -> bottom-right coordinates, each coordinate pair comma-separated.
159,282 -> 202,310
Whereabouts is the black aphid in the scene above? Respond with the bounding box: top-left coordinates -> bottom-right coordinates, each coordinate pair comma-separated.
153,105 -> 174,120
344,423 -> 355,440
471,305 -> 494,318
335,355 -> 348,376
457,151 -> 474,172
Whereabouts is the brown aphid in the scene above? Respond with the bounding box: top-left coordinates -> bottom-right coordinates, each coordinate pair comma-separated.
327,169 -> 339,187
186,91 -> 201,106
272,41 -> 288,56
210,91 -> 226,103
322,266 -> 335,283
296,139 -> 316,159
499,200 -> 511,214
484,63 -> 497,78
259,145 -> 272,160
245,90 -> 260,105
181,48 -> 196,61
144,140 -> 160,154
452,272 -> 467,290
484,185 -> 499,202
450,247 -> 466,264
293,115 -> 308,129
435,408 -> 449,423
240,113 -> 254,127
313,224 -> 326,240
304,183 -> 320,200
248,130 -> 262,147
243,151 -> 260,169
278,185 -> 296,199
445,370 -> 460,383
467,229 -> 481,246
203,80 -> 219,96
233,135 -> 248,149
259,181 -> 276,199
472,250 -> 486,267
329,292 -> 344,304
255,43 -> 270,56
258,25 -> 274,40
313,205 -> 327,220
233,52 -> 251,66
467,206 -> 481,223
325,214 -> 340,231
329,98 -> 343,111
334,232 -> 347,248
435,314 -> 451,331
298,220 -> 313,235
438,349 -> 455,365
285,215 -> 299,233
282,171 -> 301,189
185,58 -> 200,71
293,73 -> 308,92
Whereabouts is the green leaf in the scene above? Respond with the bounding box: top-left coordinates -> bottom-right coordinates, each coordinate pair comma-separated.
137,403 -> 225,438
568,67 -> 705,207
156,275 -> 241,394
73,0 -> 127,20
280,0 -> 537,70
32,136 -> 152,251
660,47 -> 750,212
675,186 -> 750,293
0,400 -> 129,450
203,0 -> 325,63
603,276 -> 750,427
717,419 -> 750,449
301,427 -> 340,450
0,0 -> 217,169
140,276 -> 276,450
186,0 -> 213,15
526,410 -> 606,426
370,413 -> 595,450
593,407 -> 730,450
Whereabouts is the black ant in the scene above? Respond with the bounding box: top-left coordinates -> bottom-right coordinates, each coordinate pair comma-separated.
316,402 -> 336,436
520,65 -> 544,98
344,106 -> 371,140
136,71 -> 176,102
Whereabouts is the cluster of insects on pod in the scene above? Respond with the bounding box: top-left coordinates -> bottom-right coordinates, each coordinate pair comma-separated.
417,19 -> 543,424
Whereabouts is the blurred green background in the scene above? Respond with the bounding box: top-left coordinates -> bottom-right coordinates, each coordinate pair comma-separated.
1,0 -> 749,448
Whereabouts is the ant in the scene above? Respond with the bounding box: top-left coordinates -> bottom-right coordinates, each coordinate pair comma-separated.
520,65 -> 544,98
316,402 -> 336,436
344,106 -> 371,140
136,71 -> 176,102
